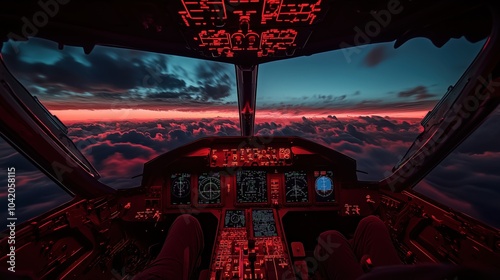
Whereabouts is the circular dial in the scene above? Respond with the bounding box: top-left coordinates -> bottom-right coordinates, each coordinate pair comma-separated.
285,171 -> 308,203
172,175 -> 190,198
315,176 -> 333,197
198,173 -> 221,202
230,213 -> 242,224
224,210 -> 245,228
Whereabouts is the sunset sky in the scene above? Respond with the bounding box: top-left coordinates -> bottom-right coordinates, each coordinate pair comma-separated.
1,37 -> 484,121
1,36 -> 499,229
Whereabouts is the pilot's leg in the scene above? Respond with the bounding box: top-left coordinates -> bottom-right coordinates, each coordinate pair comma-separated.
134,214 -> 204,280
351,215 -> 401,267
314,230 -> 363,280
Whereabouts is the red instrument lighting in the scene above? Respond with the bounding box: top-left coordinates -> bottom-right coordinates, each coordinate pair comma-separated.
178,0 -> 324,58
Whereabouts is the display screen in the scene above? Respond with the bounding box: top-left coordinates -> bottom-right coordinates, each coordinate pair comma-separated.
252,209 -> 278,237
197,172 -> 221,204
224,210 -> 246,228
314,171 -> 335,202
285,171 -> 309,203
170,173 -> 191,205
236,170 -> 268,203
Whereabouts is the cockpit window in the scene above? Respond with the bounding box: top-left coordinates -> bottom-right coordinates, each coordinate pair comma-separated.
413,106 -> 500,229
256,38 -> 485,180
0,137 -> 73,230
1,38 -> 239,189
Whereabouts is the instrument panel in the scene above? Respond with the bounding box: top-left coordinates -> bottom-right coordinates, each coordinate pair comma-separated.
314,171 -> 335,203
284,171 -> 309,203
198,172 -> 222,204
236,170 -> 268,204
224,210 -> 246,228
142,137 -> 360,211
166,169 -> 337,208
131,137 -> 391,278
252,209 -> 278,237
170,173 -> 191,205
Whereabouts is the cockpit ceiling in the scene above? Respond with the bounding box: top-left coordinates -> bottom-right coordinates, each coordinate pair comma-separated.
0,0 -> 492,65
178,0 -> 327,59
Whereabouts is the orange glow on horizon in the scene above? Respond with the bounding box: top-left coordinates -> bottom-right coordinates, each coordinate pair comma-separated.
52,108 -> 427,124
52,109 -> 238,123
256,109 -> 428,121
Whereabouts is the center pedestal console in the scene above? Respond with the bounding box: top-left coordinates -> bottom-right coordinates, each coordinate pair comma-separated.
209,209 -> 293,280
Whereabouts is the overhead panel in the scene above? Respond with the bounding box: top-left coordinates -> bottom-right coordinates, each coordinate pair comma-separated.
178,0 -> 327,59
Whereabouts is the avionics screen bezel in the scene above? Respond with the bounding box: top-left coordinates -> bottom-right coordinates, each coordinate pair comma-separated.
224,209 -> 246,228
195,171 -> 223,207
313,170 -> 337,204
251,209 -> 278,237
283,170 -> 311,206
168,172 -> 192,207
235,169 -> 270,206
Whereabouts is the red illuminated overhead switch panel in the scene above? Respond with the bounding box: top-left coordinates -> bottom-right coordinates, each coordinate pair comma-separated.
259,29 -> 297,57
262,0 -> 322,24
178,0 -> 327,58
179,0 -> 227,26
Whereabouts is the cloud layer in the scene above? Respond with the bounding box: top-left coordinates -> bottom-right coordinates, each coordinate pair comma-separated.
2,111 -> 499,229
414,107 -> 500,228
0,141 -> 73,227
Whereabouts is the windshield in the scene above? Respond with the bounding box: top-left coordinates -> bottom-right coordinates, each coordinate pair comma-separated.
414,105 -> 500,228
256,38 -> 485,180
1,38 -> 239,188
0,137 -> 73,229
0,35 -> 485,187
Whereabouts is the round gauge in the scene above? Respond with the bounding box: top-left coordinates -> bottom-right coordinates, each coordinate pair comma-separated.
198,174 -> 221,202
224,210 -> 245,228
172,175 -> 190,198
315,176 -> 333,197
230,213 -> 242,224
285,171 -> 308,203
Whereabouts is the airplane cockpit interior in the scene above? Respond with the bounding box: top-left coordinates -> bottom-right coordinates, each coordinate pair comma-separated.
1,0 -> 500,279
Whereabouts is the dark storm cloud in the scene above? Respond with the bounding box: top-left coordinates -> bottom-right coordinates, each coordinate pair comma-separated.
259,94 -> 350,114
362,45 -> 394,67
201,84 -> 232,101
259,92 -> 437,115
195,62 -> 233,101
152,74 -> 187,90
1,38 -> 236,110
397,86 -> 436,100
196,62 -> 229,81
152,91 -> 192,99
3,49 -> 146,93
314,94 -> 346,101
